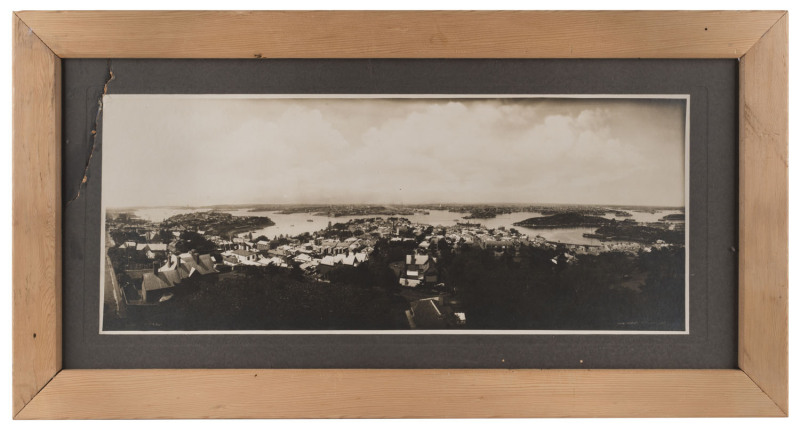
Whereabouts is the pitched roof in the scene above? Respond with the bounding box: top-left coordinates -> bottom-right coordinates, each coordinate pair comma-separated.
197,254 -> 216,272
299,261 -> 317,270
406,254 -> 429,265
177,254 -> 216,275
232,249 -> 257,257
294,254 -> 313,263
409,299 -> 447,329
399,278 -> 421,288
269,256 -> 287,266
136,243 -> 168,252
141,272 -> 176,292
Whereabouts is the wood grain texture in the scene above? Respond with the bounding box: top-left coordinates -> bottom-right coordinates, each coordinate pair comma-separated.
10,10 -> 791,419
15,10 -> 785,59
16,369 -> 785,419
739,13 -> 789,415
12,14 -> 62,417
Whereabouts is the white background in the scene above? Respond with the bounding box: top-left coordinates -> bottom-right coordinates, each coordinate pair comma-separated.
1,0 -> 797,427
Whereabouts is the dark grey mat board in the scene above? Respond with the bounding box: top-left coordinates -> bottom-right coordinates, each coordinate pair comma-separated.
62,59 -> 738,369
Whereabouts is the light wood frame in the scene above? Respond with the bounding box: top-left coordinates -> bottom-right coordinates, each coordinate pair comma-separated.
12,11 -> 788,419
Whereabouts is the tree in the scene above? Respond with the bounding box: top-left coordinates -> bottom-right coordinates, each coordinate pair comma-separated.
436,239 -> 453,266
158,229 -> 174,244
175,231 -> 216,254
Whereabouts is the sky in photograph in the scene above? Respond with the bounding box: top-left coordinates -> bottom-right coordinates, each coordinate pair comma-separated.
102,95 -> 687,208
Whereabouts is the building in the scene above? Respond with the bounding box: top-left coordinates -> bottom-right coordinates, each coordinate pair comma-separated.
229,249 -> 258,264
141,252 -> 218,303
404,253 -> 432,281
140,267 -> 180,303
405,298 -> 448,329
135,243 -> 167,259
405,296 -> 465,329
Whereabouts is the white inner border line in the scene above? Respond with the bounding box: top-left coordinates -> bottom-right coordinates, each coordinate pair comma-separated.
98,93 -> 691,335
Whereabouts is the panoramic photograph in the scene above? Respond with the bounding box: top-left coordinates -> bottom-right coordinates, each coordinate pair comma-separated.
100,95 -> 688,333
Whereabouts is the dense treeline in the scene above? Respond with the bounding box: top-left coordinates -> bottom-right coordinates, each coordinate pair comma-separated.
444,245 -> 685,330
109,238 -> 685,332
116,266 -> 409,331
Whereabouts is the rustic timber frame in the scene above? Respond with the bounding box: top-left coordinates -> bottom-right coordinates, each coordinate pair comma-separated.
12,11 -> 788,419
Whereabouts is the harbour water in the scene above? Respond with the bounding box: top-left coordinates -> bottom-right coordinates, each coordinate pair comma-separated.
130,207 -> 683,246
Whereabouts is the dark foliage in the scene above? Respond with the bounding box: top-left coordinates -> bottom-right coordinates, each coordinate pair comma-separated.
116,269 -> 409,331
446,246 -> 684,330
174,231 -> 217,254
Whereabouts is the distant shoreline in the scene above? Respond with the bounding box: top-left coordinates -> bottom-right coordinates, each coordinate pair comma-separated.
106,203 -> 686,212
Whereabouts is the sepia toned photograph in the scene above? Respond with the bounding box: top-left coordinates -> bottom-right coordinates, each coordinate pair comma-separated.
100,94 -> 689,334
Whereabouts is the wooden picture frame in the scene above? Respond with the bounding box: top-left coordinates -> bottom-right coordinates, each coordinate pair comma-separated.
12,11 -> 788,419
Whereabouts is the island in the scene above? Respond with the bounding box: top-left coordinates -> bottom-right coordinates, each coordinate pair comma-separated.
160,211 -> 274,237
513,212 -> 613,228
584,222 -> 684,245
659,213 -> 685,222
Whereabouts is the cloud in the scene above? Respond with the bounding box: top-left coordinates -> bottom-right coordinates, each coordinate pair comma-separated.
102,96 -> 686,207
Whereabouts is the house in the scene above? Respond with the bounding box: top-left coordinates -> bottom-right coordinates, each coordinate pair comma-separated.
144,230 -> 159,242
319,255 -> 337,266
399,278 -> 422,288
319,241 -> 337,255
317,255 -> 338,276
293,253 -> 313,264
341,254 -> 358,267
406,254 -> 430,270
222,255 -> 240,266
404,254 -> 432,280
405,298 -> 447,329
176,251 -> 217,274
230,249 -> 258,264
277,244 -> 297,256
299,260 -> 318,273
119,241 -> 138,250
159,252 -> 218,276
135,243 -> 167,259
332,242 -> 350,255
269,256 -> 289,268
141,268 -> 180,303
255,240 -> 270,251
234,241 -> 255,251
337,252 -> 369,267
142,254 -> 215,303
405,296 -> 465,329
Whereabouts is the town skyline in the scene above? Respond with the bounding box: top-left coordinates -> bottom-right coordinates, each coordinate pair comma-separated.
102,95 -> 688,208
106,201 -> 686,210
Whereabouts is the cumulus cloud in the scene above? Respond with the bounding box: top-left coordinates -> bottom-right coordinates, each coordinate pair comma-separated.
102,96 -> 686,208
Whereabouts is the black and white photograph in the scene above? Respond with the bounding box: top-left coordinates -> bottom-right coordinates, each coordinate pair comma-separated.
100,95 -> 689,334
